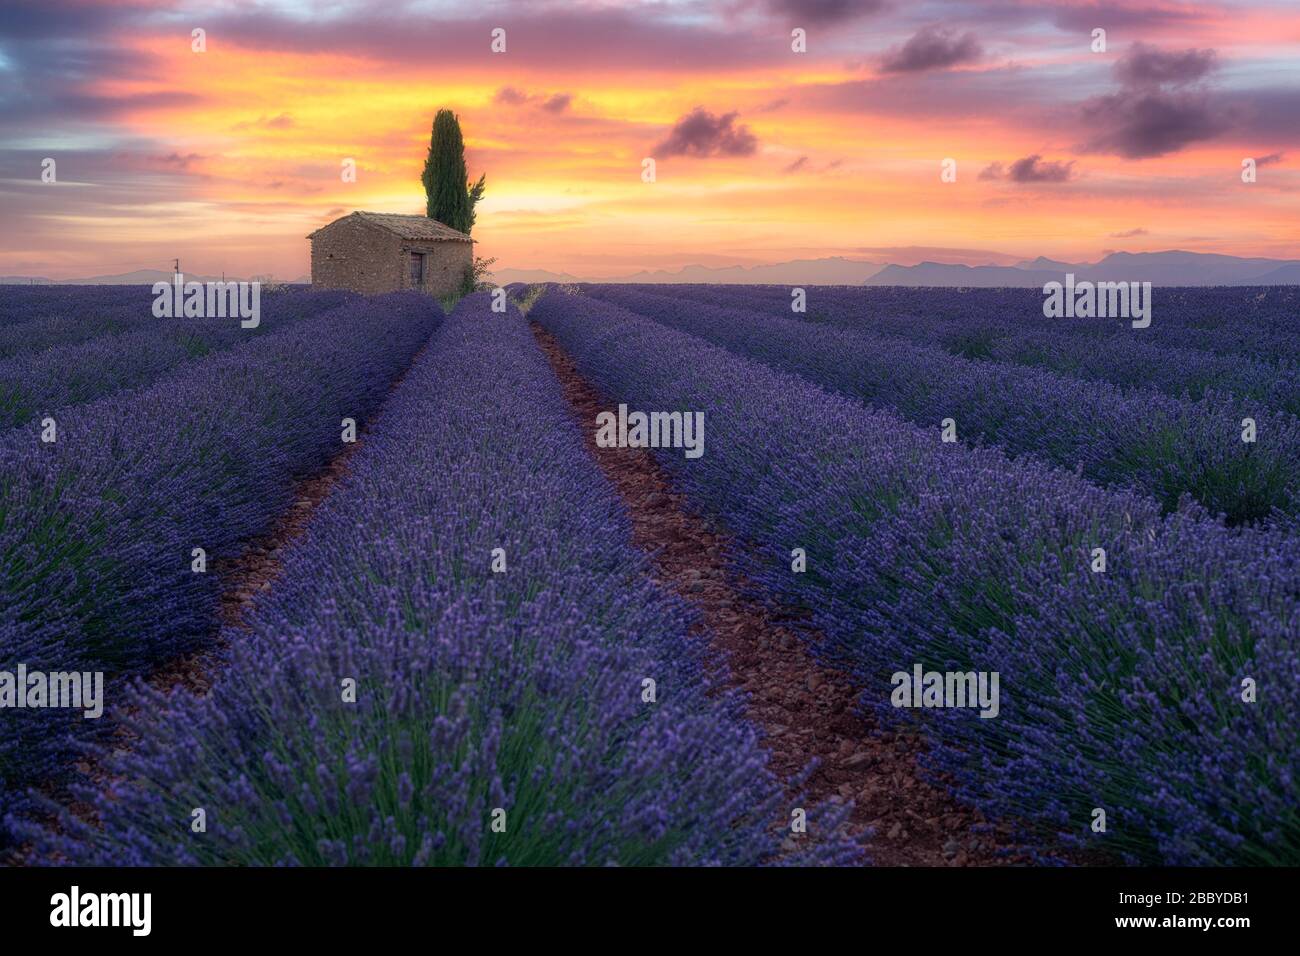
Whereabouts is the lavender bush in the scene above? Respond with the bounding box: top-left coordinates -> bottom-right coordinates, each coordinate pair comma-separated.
0,286 -> 161,358
655,284 -> 1300,415
28,295 -> 858,866
665,284 -> 1300,366
0,288 -> 354,429
585,285 -> 1300,526
0,285 -> 162,323
534,290 -> 1300,865
0,292 -> 438,836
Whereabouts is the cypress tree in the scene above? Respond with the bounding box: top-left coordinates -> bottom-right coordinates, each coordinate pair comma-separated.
421,110 -> 483,235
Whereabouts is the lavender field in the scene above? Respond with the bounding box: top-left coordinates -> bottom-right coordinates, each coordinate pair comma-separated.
1,283 -> 1296,867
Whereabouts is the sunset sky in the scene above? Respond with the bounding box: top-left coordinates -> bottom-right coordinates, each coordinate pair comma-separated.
1,0 -> 1297,279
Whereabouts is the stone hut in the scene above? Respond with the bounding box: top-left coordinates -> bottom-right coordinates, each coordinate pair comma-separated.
308,211 -> 474,296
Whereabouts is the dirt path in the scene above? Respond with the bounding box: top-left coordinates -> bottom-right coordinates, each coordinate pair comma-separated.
532,322 -> 1022,866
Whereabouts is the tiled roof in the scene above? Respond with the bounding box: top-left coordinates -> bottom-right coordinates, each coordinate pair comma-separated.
309,211 -> 473,242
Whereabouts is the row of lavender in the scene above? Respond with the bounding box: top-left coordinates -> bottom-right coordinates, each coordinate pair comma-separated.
0,285 -> 157,325
533,290 -> 1300,865
0,287 -> 161,351
653,284 -> 1300,415
27,298 -> 858,866
0,287 -> 354,429
674,285 -> 1300,365
0,292 -> 440,841
584,285 -> 1300,527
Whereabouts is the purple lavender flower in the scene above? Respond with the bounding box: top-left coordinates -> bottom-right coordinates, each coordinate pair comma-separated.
22,294 -> 858,867
534,289 -> 1299,865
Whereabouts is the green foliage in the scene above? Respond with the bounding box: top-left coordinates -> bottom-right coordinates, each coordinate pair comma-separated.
421,110 -> 485,235
511,284 -> 547,317
0,382 -> 33,427
471,255 -> 497,291
439,257 -> 499,313
457,264 -> 477,298
466,174 -> 486,234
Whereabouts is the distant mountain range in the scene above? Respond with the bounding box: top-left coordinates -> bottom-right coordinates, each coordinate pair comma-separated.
5,252 -> 1298,288
499,251 -> 1299,287
862,252 -> 1300,287
491,257 -> 886,287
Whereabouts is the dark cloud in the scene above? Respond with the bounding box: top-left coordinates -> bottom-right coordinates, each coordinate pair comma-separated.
0,0 -> 154,39
1080,88 -> 1226,158
495,87 -> 572,113
494,86 -> 530,105
1110,227 -> 1148,238
185,7 -> 780,74
1254,152 -> 1285,167
1049,2 -> 1205,31
880,25 -> 982,73
1008,154 -> 1074,182
0,88 -> 200,128
1076,43 -> 1227,159
1218,89 -> 1300,147
653,108 -> 758,158
0,2 -> 178,133
541,93 -> 572,113
979,155 -> 1075,182
1115,42 -> 1217,89
784,155 -> 809,173
764,0 -> 887,25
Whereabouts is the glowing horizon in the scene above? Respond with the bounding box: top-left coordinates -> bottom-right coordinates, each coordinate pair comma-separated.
1,0 -> 1297,280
